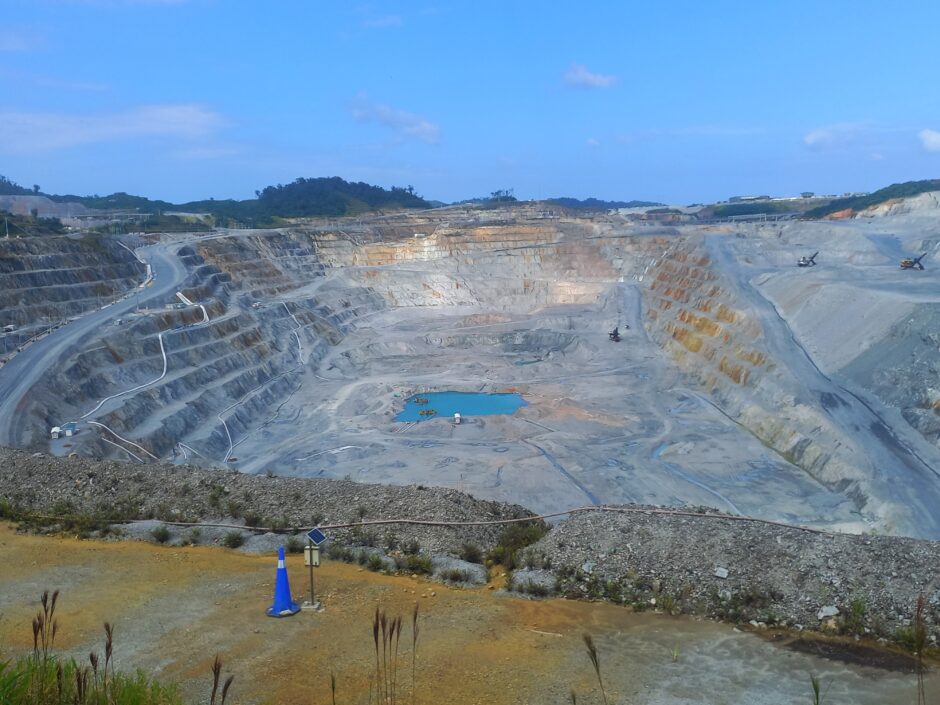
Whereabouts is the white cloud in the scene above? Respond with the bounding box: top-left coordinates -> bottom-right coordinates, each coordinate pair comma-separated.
563,63 -> 618,89
350,95 -> 440,144
918,128 -> 940,153
803,123 -> 867,149
0,104 -> 225,153
586,137 -> 600,147
0,29 -> 42,52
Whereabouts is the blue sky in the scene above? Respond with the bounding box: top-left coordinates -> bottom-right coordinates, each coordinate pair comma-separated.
2,1 -> 940,204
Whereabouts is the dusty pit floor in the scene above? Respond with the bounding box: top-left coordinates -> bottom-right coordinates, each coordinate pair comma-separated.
230,283 -> 856,531
0,527 -> 935,705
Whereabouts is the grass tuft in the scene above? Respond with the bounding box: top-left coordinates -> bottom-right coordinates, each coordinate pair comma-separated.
2,589 -> 218,705
582,633 -> 609,705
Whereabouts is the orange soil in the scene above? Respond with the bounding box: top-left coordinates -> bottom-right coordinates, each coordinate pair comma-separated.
0,526 -> 651,705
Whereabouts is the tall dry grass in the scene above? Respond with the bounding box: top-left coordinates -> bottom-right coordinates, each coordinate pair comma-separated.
1,590 -> 233,705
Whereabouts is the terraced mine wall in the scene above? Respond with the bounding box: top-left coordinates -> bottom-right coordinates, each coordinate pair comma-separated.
12,221 -> 936,540
1,447 -> 937,644
0,235 -> 145,352
638,234 -> 940,537
28,232 -> 388,459
308,222 -> 674,309
643,240 -> 855,475
744,219 -> 940,455
24,223 -> 679,459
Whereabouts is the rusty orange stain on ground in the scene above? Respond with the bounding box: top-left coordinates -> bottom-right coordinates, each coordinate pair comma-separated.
0,525 -> 653,705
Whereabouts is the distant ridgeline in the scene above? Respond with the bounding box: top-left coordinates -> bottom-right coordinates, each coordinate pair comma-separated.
0,174 -> 431,230
546,197 -> 665,210
804,179 -> 940,219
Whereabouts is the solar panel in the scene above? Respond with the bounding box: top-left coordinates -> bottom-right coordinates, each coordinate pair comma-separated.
306,527 -> 327,546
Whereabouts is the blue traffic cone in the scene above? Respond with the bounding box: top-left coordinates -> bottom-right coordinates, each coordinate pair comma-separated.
266,545 -> 300,617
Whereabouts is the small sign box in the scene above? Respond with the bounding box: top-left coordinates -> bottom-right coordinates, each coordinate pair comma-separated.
304,545 -> 320,567
306,527 -> 327,546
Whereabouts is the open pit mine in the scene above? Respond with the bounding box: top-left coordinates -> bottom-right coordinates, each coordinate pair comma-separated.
2,200 -> 939,540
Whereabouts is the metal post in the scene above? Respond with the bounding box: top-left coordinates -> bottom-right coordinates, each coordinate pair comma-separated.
308,540 -> 315,605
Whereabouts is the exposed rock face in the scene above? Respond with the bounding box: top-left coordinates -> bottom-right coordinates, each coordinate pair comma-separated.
637,234 -> 940,537
842,306 -> 940,449
15,221 -> 672,461
0,235 -> 145,350
640,241 -> 870,511
0,195 -> 93,218
857,191 -> 940,218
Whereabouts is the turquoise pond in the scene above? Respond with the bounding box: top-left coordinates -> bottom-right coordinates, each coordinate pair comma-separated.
395,391 -> 528,422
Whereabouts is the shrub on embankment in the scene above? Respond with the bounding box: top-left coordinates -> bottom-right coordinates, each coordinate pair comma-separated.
0,447 -> 533,554
535,509 -> 940,644
3,447 -> 940,650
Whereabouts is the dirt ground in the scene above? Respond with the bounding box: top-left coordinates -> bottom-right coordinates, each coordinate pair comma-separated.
1,526 -> 935,705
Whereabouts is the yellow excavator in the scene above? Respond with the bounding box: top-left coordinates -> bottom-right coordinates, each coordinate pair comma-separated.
900,253 -> 927,270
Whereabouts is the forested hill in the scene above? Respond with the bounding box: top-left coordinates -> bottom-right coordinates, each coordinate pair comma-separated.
252,177 -> 428,217
804,179 -> 940,218
0,174 -> 430,224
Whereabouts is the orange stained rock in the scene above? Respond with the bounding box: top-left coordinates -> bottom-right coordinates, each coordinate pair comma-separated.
735,347 -> 767,367
718,356 -> 750,385
716,304 -> 738,324
694,299 -> 713,314
677,309 -> 721,337
665,323 -> 704,353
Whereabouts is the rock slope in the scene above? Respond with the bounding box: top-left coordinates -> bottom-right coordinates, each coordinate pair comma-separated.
0,235 -> 145,355
1,447 -> 937,644
536,509 -> 940,643
0,447 -> 532,553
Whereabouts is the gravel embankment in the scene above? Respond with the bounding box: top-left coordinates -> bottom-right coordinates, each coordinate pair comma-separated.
0,448 -> 533,553
3,447 -> 939,644
534,510 -> 940,643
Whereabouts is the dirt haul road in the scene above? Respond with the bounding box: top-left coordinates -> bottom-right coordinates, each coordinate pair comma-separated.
0,527 -> 934,705
0,244 -> 188,447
